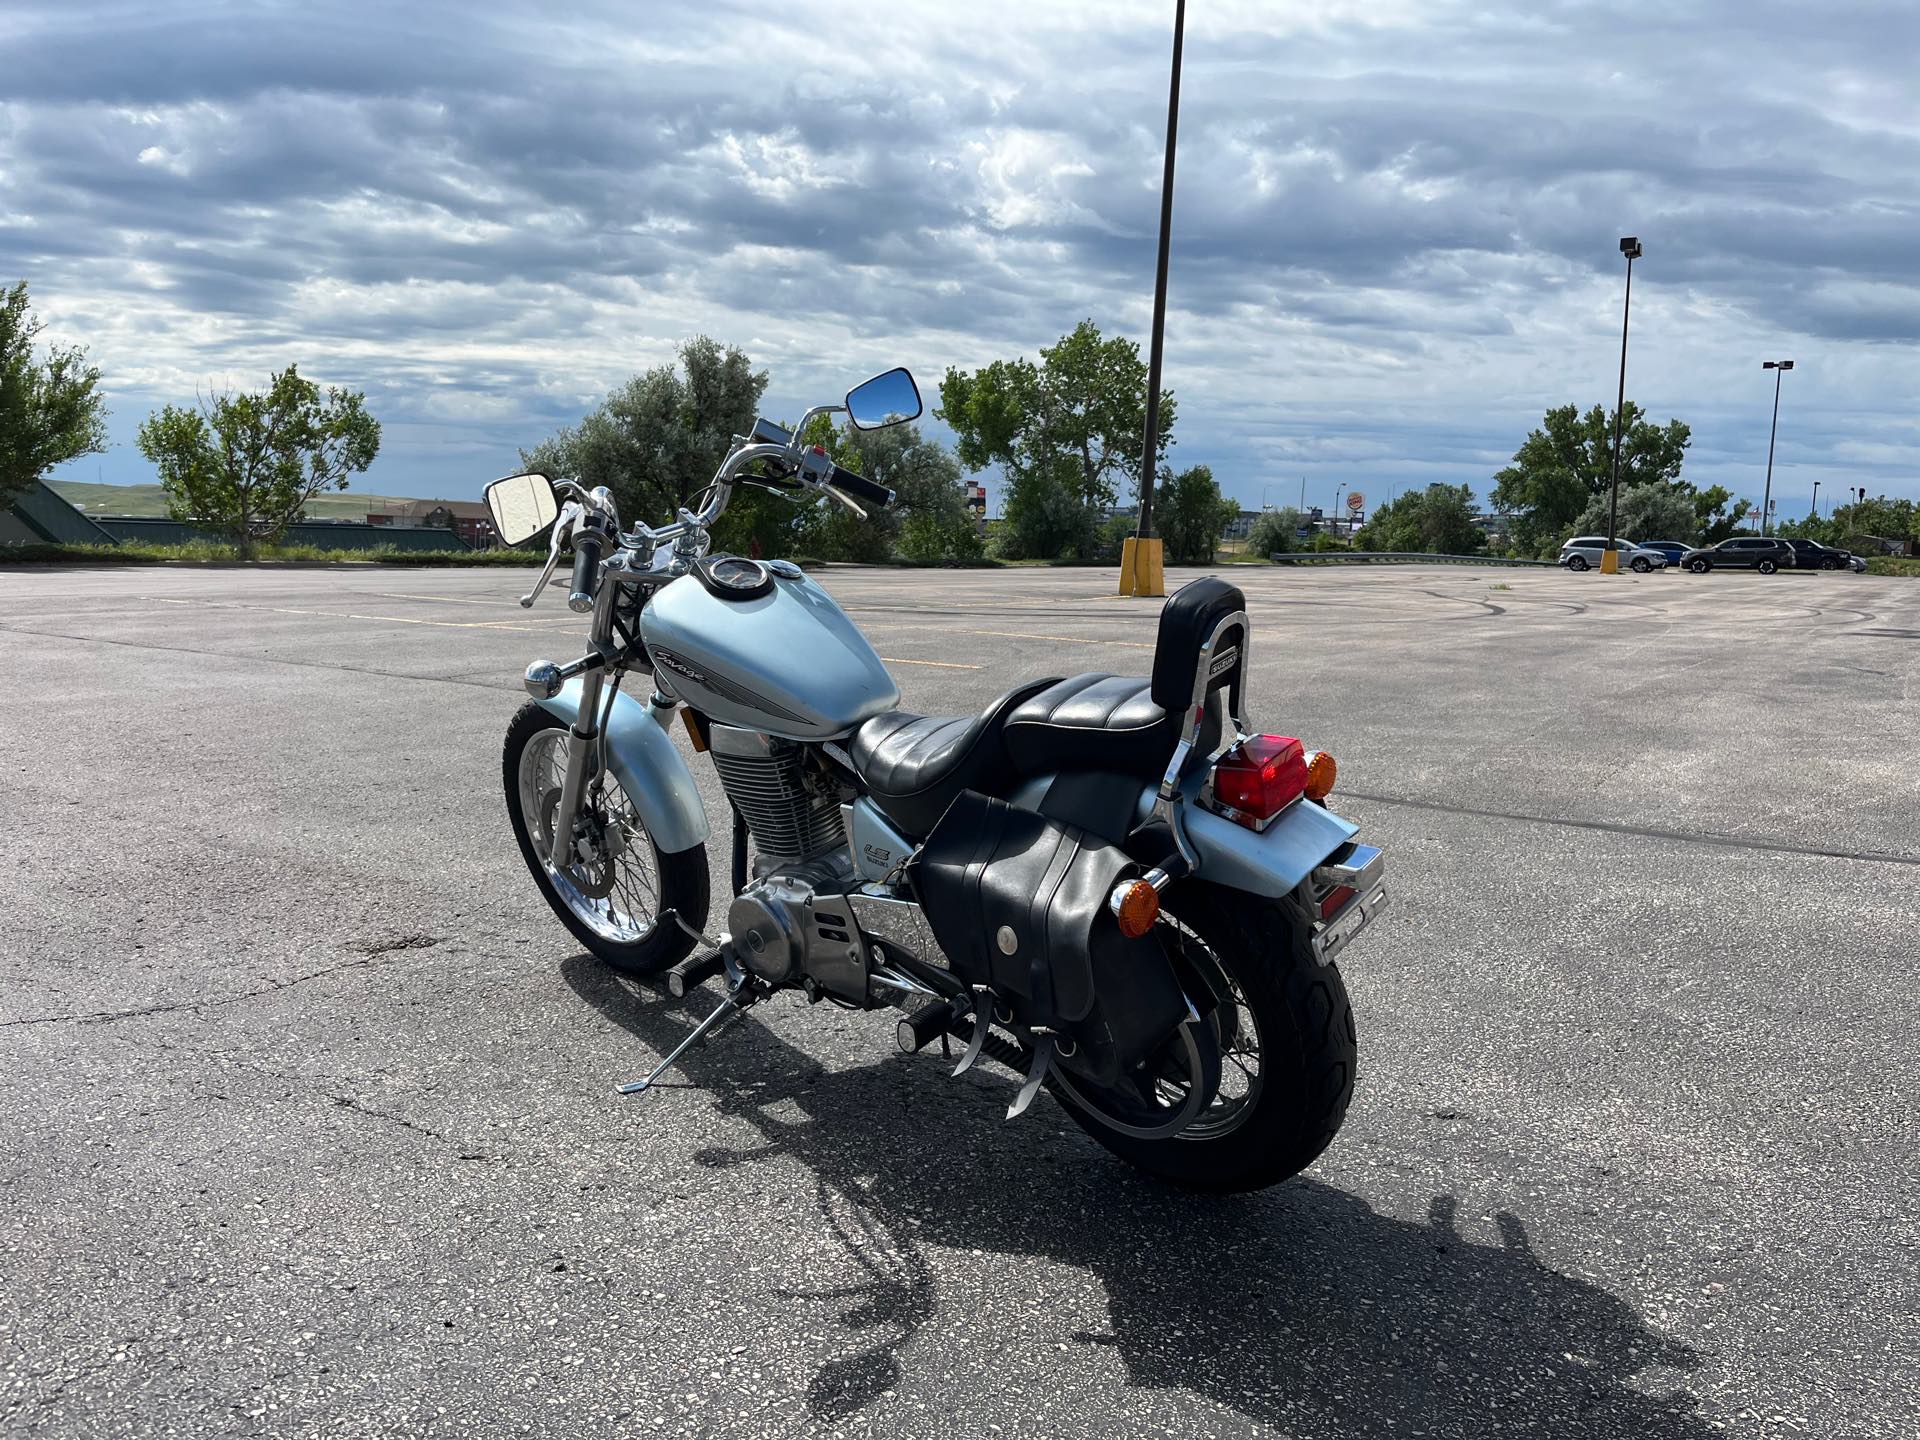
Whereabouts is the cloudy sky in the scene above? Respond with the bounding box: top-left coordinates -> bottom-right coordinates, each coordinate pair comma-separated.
4,0 -> 1916,517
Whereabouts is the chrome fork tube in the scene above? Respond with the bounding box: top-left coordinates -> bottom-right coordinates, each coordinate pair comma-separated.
546,577 -> 623,869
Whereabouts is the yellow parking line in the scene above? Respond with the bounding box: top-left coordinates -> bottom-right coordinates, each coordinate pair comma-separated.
868,623 -> 1154,650
143,596 -> 566,634
881,657 -> 982,670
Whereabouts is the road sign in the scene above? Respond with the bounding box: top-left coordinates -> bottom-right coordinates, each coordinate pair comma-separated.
1346,491 -> 1365,512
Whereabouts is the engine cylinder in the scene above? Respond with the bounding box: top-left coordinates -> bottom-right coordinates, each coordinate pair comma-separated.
707,724 -> 846,865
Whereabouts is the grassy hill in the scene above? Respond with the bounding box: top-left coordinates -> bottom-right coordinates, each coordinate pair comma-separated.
47,480 -> 419,520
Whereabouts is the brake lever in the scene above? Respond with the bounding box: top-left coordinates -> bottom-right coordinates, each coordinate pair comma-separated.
821,483 -> 868,520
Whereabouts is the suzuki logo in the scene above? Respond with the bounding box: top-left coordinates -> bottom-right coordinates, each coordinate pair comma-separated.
1208,646 -> 1239,678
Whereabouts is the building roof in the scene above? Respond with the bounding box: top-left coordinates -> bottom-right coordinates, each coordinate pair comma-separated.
367,498 -> 492,521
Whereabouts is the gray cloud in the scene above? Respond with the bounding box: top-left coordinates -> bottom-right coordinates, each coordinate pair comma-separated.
1,0 -> 1914,510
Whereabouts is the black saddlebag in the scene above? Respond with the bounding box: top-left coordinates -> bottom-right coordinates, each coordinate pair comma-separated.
909,790 -> 1188,1083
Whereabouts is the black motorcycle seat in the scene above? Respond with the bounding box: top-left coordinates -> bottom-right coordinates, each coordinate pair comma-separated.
850,677 -> 1061,837
852,579 -> 1247,838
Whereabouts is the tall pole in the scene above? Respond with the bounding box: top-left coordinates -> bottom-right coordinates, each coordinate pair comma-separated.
1135,0 -> 1185,542
1811,479 -> 1820,518
1761,360 -> 1792,536
1605,237 -> 1641,561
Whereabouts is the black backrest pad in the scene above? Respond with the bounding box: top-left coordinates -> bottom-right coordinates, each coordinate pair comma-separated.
1150,577 -> 1248,713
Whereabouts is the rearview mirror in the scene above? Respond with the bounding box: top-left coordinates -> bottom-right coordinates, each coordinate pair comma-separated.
845,368 -> 922,431
484,472 -> 559,546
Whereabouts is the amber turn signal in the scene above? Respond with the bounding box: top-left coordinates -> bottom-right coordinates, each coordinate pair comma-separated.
1304,749 -> 1337,802
1109,878 -> 1162,939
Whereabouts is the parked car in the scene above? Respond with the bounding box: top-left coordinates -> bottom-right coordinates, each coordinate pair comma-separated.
1677,537 -> 1795,574
1558,536 -> 1670,572
1781,537 -> 1855,570
1637,540 -> 1693,567
1849,553 -> 1869,572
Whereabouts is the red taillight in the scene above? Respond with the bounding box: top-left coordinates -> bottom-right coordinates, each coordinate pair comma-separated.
1319,885 -> 1356,920
1212,735 -> 1308,826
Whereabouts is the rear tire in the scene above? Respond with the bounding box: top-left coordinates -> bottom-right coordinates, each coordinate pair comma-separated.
502,702 -> 709,976
1758,559 -> 1778,575
1052,884 -> 1357,1192
1567,555 -> 1589,572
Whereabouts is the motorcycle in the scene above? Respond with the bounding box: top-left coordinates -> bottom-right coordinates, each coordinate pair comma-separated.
483,366 -> 1387,1191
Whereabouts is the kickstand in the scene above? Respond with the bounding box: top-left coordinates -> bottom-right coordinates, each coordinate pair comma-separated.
618,983 -> 754,1095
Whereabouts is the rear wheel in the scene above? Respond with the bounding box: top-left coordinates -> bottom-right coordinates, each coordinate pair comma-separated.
502,702 -> 709,975
1758,559 -> 1778,575
1050,884 -> 1356,1192
1567,555 -> 1590,572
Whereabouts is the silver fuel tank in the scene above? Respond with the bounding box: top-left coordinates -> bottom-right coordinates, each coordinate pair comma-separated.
639,562 -> 900,741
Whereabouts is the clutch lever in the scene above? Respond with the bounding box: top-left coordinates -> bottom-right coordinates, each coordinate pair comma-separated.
520,500 -> 582,608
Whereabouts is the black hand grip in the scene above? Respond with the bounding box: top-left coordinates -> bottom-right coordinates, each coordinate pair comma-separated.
830,465 -> 894,510
568,529 -> 604,610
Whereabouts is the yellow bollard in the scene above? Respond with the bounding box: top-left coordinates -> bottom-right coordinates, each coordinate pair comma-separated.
1599,547 -> 1620,574
1117,536 -> 1138,595
1117,536 -> 1166,597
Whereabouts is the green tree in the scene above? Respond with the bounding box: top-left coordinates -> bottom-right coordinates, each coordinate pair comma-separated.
136,365 -> 379,557
1692,485 -> 1753,545
1491,402 -> 1691,556
1572,482 -> 1700,544
1159,464 -> 1239,564
1247,507 -> 1305,557
0,281 -> 108,510
1353,485 -> 1484,554
793,421 -> 979,564
938,320 -> 1173,559
521,336 -> 768,531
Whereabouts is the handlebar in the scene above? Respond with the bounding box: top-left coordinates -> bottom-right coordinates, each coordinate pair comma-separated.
829,465 -> 893,510
567,527 -> 604,613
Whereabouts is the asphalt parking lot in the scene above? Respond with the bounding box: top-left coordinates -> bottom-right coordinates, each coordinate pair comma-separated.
3,560 -> 1917,1439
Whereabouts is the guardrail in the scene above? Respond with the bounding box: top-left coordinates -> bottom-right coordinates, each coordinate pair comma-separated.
1270,550 -> 1556,567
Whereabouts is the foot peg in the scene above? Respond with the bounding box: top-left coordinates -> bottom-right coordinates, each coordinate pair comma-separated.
665,947 -> 727,999
896,997 -> 964,1055
619,983 -> 753,1095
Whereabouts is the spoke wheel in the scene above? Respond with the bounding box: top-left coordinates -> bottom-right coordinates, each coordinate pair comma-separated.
503,702 -> 707,974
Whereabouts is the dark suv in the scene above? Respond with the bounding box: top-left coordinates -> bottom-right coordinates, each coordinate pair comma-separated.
1677,537 -> 1795,574
1782,538 -> 1854,570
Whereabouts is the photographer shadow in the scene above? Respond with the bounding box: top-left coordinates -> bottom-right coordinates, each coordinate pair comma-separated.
562,957 -> 1710,1438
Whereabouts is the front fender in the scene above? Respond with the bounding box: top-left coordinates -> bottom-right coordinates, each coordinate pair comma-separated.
1184,796 -> 1358,896
535,679 -> 711,854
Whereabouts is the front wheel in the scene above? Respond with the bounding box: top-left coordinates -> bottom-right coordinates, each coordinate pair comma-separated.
1688,558 -> 1711,574
1051,884 -> 1356,1192
1631,557 -> 1651,573
502,702 -> 709,975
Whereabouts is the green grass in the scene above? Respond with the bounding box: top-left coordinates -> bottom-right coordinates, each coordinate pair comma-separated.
1,540 -> 544,566
46,480 -> 428,520
1864,555 -> 1920,577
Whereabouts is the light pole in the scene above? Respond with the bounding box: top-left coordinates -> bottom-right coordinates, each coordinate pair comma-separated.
1123,0 -> 1186,598
1760,360 -> 1794,536
1811,479 -> 1820,519
1602,236 -> 1642,573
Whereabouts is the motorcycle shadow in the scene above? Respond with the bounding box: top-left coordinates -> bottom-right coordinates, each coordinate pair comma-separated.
561,956 -> 1710,1438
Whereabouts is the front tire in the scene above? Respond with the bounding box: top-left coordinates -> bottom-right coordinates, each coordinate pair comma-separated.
502,702 -> 709,975
1631,557 -> 1651,573
1052,885 -> 1356,1192
1688,558 -> 1711,574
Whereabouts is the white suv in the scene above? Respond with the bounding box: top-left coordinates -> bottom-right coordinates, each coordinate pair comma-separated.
1559,536 -> 1669,573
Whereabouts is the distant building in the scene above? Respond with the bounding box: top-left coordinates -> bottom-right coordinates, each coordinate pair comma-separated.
1224,509 -> 1260,540
368,499 -> 495,548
